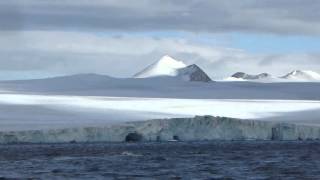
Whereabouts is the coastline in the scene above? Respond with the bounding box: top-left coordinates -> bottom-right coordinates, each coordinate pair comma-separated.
1,116 -> 320,144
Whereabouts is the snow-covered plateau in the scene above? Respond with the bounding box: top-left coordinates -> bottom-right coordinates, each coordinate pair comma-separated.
0,60 -> 319,142
1,116 -> 320,143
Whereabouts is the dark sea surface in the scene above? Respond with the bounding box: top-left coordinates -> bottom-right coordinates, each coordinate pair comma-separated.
0,141 -> 320,179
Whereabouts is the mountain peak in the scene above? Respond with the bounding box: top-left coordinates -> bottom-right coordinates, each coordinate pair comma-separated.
133,55 -> 186,78
156,55 -> 186,68
159,55 -> 176,61
287,70 -> 304,76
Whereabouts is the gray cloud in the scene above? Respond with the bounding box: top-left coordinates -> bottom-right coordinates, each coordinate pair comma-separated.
1,0 -> 320,35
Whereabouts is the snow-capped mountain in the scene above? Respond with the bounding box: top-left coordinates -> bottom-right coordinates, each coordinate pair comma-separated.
134,55 -> 212,82
225,72 -> 273,81
225,70 -> 320,82
133,55 -> 187,78
281,70 -> 320,81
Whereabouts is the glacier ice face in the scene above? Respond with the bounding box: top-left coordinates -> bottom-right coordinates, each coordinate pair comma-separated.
0,116 -> 320,143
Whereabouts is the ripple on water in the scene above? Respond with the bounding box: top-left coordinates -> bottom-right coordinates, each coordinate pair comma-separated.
0,141 -> 319,179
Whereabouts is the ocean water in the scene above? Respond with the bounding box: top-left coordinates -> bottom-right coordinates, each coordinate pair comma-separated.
0,141 -> 319,179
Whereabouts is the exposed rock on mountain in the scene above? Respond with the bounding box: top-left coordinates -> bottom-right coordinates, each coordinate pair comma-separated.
231,72 -> 272,80
177,64 -> 212,82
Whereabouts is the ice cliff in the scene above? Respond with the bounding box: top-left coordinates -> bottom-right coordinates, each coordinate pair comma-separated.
1,116 -> 320,143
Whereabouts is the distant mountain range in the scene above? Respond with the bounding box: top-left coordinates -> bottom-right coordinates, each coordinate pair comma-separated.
1,55 -> 319,83
133,55 -> 320,82
226,70 -> 320,82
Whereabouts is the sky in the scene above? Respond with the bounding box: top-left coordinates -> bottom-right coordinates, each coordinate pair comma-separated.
0,0 -> 320,80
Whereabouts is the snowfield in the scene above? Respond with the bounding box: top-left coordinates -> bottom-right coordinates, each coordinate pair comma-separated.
0,94 -> 320,131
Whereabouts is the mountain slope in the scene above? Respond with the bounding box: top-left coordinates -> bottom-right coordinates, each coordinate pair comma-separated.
177,64 -> 212,82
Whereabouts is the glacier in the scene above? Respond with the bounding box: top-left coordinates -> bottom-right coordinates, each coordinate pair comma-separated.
0,72 -> 319,143
1,116 -> 320,144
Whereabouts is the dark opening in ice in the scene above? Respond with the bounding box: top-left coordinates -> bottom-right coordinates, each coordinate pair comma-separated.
125,132 -> 143,142
173,135 -> 180,141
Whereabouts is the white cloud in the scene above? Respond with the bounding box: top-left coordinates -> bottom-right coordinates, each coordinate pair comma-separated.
0,31 -> 319,79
